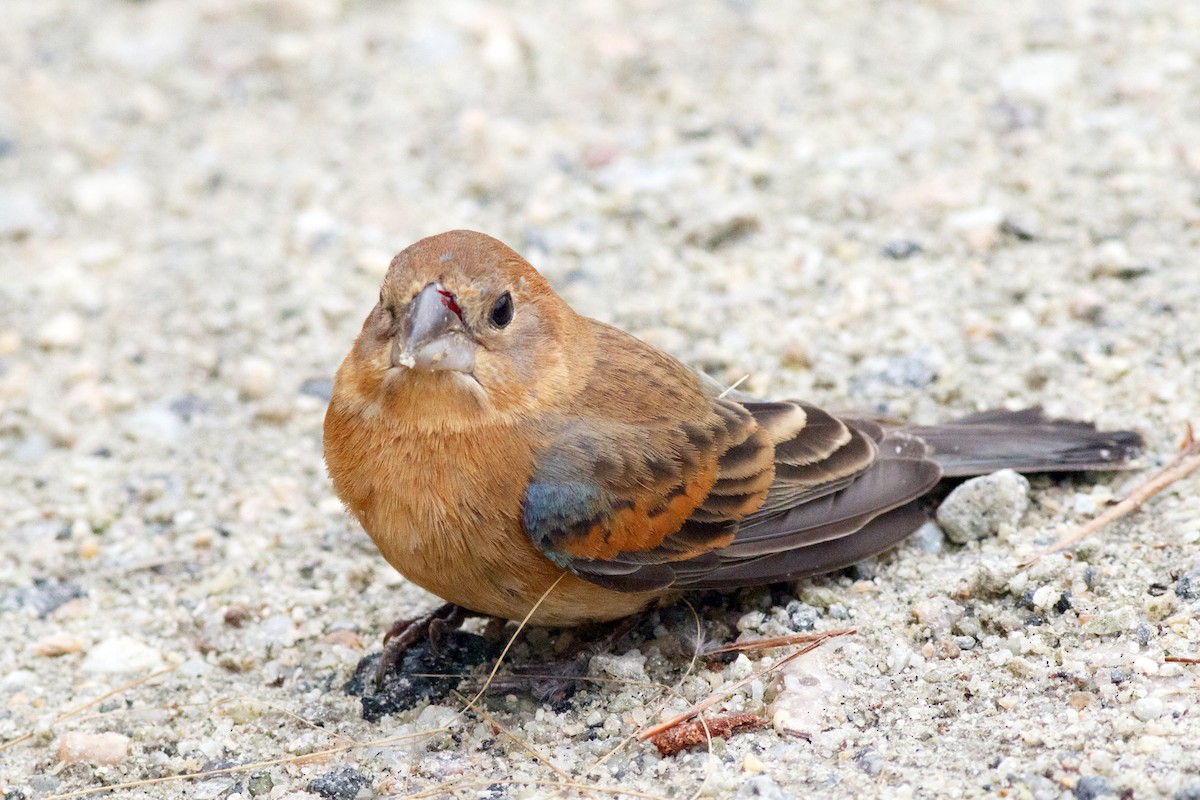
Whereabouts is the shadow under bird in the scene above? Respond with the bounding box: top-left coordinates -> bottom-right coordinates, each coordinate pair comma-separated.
323,230 -> 1142,675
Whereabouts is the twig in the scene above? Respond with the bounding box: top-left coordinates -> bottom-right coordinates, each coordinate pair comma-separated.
1165,656 -> 1200,665
1019,423 -> 1200,569
703,628 -> 856,656
648,713 -> 766,756
636,629 -> 851,742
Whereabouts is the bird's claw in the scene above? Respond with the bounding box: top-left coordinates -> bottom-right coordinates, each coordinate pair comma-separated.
375,603 -> 468,689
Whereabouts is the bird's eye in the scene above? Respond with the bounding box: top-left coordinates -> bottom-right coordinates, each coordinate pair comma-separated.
490,291 -> 514,328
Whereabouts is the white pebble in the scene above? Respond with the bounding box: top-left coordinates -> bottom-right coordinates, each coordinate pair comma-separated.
236,357 -> 276,400
1132,697 -> 1163,722
37,312 -> 85,349
58,732 -> 130,765
81,636 -> 164,674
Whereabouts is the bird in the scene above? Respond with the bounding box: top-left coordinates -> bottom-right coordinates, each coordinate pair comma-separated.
323,229 -> 1142,673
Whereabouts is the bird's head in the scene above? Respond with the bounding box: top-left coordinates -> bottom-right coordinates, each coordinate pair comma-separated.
335,230 -> 578,429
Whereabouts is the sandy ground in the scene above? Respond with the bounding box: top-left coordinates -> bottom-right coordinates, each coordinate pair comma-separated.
2,1 -> 1199,798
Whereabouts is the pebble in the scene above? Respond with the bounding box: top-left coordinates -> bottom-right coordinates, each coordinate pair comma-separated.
57,732 -> 130,765
911,596 -> 964,637
235,357 -> 276,400
31,632 -> 85,657
307,766 -> 370,800
70,170 -> 150,216
81,636 -> 164,674
37,312 -> 85,349
908,522 -> 946,554
999,52 -> 1080,102
735,775 -> 789,799
1132,697 -> 1163,722
1073,775 -> 1114,799
946,206 -> 1005,250
742,753 -> 763,773
935,470 -> 1030,543
1082,607 -> 1137,637
0,190 -> 50,238
589,649 -> 649,682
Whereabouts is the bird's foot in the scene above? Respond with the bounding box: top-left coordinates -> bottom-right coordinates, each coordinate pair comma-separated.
376,603 -> 469,689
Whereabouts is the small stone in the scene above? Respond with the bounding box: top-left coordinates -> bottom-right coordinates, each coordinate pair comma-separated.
1074,775 -> 1113,799
37,312 -> 85,349
999,52 -> 1080,102
31,632 -> 84,657
57,732 -> 130,765
1176,571 -> 1200,600
1031,585 -> 1059,609
81,636 -> 164,674
742,753 -> 763,773
936,470 -> 1030,543
1082,607 -> 1137,637
1,577 -> 87,617
735,775 -> 789,800
908,522 -> 945,554
590,649 -> 649,682
784,600 -> 819,631
247,772 -> 274,797
1132,696 -> 1163,722
307,766 -> 370,800
854,747 -> 885,776
882,239 -> 922,260
236,357 -> 276,400
1068,692 -> 1094,710
946,206 -> 1005,251
912,596 -> 964,637
71,170 -> 150,216
0,190 -> 50,238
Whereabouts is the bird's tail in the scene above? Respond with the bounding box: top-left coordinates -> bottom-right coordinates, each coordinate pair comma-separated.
903,407 -> 1144,477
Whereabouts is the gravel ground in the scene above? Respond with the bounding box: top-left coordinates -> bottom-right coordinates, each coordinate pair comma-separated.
2,1 -> 1199,798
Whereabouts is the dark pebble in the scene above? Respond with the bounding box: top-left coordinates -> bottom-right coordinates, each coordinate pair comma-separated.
1054,592 -> 1073,614
1176,571 -> 1200,600
0,578 -> 87,617
307,766 -> 370,800
785,600 -> 819,632
854,747 -> 885,776
882,239 -> 923,260
1136,622 -> 1153,647
1075,775 -> 1113,799
1110,668 -> 1130,684
1000,217 -> 1037,240
345,629 -> 496,722
169,394 -> 210,422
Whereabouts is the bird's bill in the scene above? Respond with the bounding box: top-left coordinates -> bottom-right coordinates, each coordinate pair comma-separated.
392,282 -> 476,373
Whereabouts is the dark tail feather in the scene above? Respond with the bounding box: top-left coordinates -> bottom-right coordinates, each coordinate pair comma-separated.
905,408 -> 1144,478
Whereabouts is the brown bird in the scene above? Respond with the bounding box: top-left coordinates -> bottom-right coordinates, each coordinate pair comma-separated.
324,230 -> 1141,668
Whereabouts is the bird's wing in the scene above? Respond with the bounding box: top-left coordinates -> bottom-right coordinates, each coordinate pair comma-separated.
521,323 -> 776,587
522,322 -> 943,592
522,396 -> 775,581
